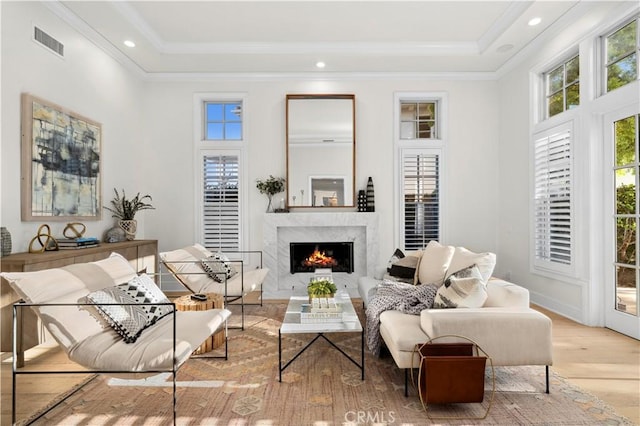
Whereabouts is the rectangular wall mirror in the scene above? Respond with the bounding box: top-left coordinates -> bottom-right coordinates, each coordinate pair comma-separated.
286,94 -> 355,208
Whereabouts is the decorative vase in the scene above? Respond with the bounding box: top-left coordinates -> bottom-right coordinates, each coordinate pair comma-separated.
357,190 -> 367,212
118,219 -> 137,240
308,293 -> 335,303
266,194 -> 274,213
1,227 -> 12,256
366,177 -> 375,212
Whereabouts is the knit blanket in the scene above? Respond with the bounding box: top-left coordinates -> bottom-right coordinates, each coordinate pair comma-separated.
365,280 -> 439,356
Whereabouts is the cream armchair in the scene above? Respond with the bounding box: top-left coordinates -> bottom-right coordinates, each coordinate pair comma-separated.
160,244 -> 269,330
1,252 -> 231,424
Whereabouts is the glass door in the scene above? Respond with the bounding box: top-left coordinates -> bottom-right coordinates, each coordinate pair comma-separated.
606,105 -> 640,339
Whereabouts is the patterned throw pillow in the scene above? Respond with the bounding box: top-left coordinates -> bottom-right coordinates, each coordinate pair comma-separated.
386,248 -> 405,272
433,264 -> 488,309
201,252 -> 238,283
84,274 -> 173,343
388,255 -> 420,280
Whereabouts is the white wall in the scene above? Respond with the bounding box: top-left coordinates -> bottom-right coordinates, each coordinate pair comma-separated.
1,2 -> 147,251
143,79 -> 501,270
1,3 -> 500,300
496,2 -> 640,324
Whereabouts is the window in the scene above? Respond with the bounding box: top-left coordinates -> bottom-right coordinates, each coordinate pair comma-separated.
395,93 -> 446,251
532,123 -> 573,273
195,94 -> 247,250
205,101 -> 242,140
401,150 -> 440,250
604,17 -> 639,93
400,101 -> 438,139
201,153 -> 240,251
545,55 -> 579,118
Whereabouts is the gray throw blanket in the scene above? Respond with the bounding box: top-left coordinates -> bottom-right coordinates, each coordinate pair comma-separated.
365,280 -> 439,356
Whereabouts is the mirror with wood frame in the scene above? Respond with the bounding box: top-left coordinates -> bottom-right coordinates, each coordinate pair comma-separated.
286,94 -> 355,209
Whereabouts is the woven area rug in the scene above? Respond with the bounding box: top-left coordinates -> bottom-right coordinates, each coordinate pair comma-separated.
28,302 -> 634,425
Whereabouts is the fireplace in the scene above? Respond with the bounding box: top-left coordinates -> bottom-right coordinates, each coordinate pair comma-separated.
290,242 -> 354,274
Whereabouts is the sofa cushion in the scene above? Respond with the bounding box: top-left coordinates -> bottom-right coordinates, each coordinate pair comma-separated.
417,241 -> 454,286
433,265 -> 488,308
446,247 -> 496,283
1,253 -> 139,353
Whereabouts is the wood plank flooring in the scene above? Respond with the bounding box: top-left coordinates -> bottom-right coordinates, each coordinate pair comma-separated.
1,303 -> 639,425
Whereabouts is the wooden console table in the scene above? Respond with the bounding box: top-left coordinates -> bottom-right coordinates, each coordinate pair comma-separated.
0,239 -> 158,362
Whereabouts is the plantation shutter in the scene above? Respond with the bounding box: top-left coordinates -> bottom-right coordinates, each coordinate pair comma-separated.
533,128 -> 572,266
402,151 -> 440,250
202,154 -> 240,251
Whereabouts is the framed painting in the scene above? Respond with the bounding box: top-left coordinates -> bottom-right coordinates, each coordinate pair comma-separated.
21,93 -> 102,221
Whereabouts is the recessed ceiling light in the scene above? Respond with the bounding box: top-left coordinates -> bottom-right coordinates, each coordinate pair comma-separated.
497,44 -> 514,53
316,61 -> 326,69
123,40 -> 136,48
528,17 -> 542,26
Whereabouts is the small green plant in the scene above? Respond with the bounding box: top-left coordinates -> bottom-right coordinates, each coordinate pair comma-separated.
103,188 -> 154,220
256,175 -> 285,196
307,279 -> 337,296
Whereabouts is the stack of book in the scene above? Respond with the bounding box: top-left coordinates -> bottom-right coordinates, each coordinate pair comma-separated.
57,237 -> 99,250
300,298 -> 343,323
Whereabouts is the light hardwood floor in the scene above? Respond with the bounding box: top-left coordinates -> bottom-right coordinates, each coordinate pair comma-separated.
1,303 -> 639,425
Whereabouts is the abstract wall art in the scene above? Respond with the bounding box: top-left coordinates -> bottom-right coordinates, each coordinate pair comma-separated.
21,93 -> 102,221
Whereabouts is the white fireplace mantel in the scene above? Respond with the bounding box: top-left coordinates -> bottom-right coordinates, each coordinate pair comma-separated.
262,212 -> 378,298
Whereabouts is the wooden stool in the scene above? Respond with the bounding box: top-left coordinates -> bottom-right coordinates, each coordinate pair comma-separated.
174,293 -> 225,354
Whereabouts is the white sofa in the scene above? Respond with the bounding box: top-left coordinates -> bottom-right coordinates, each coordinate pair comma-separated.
359,242 -> 553,395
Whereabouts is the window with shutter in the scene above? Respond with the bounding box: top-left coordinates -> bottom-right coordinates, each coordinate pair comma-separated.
195,93 -> 247,251
201,153 -> 240,251
401,150 -> 440,250
532,124 -> 573,273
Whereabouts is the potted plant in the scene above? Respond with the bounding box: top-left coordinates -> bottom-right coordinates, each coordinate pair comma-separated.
103,188 -> 154,240
256,175 -> 285,212
307,279 -> 338,300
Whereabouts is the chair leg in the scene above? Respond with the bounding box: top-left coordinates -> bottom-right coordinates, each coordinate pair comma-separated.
405,369 -> 409,397
546,365 -> 550,394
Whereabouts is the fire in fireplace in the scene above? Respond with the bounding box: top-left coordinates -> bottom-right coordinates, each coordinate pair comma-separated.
290,242 -> 354,274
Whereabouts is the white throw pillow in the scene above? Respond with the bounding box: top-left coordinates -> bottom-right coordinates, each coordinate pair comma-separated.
433,265 -> 488,308
446,247 -> 496,283
417,241 -> 455,286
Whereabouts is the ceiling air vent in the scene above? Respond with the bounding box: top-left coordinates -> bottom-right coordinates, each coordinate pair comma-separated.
33,26 -> 64,58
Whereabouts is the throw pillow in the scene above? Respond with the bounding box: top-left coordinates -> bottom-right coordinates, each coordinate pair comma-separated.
84,274 -> 173,343
386,248 -> 405,272
446,247 -> 496,283
433,265 -> 488,308
201,252 -> 238,283
417,240 -> 455,286
388,255 -> 420,280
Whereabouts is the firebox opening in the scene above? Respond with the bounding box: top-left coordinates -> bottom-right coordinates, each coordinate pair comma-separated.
290,242 -> 354,274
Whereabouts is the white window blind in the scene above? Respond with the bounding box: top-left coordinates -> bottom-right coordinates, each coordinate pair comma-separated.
402,151 -> 440,250
533,127 -> 572,268
202,154 -> 240,251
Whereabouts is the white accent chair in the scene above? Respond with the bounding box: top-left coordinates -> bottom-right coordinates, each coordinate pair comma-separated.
1,252 -> 231,424
160,244 -> 269,330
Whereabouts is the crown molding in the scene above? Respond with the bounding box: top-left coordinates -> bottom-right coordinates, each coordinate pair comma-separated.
44,1 -> 148,79
478,1 -> 533,54
144,71 -> 498,83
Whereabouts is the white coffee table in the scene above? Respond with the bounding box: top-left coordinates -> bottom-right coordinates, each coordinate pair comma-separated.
278,293 -> 364,382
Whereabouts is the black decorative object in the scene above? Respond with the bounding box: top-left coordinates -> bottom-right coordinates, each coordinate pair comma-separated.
358,190 -> 367,212
1,227 -> 11,256
366,177 -> 375,212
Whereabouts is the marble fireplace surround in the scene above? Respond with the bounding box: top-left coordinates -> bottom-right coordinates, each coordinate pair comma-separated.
262,212 -> 379,299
